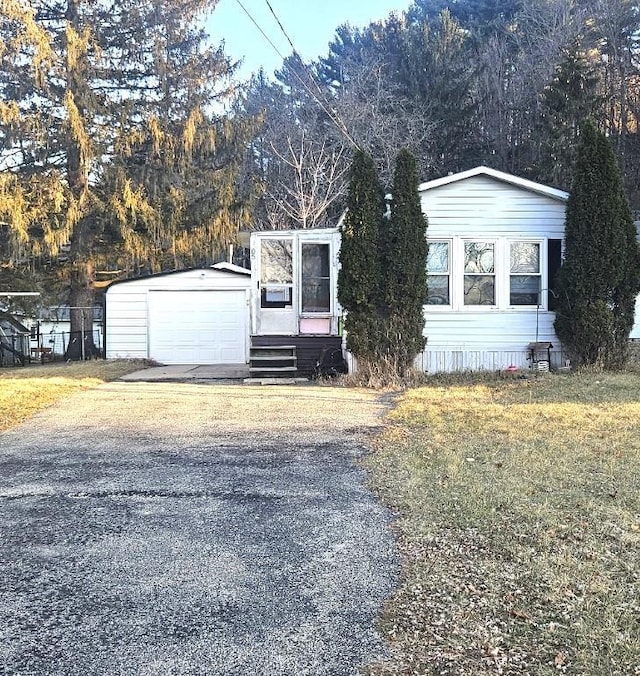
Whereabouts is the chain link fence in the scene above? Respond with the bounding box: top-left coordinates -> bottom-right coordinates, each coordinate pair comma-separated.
1,306 -> 104,366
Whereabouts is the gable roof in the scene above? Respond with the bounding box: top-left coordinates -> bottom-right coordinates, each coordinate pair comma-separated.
106,263 -> 250,292
0,311 -> 29,334
418,166 -> 569,203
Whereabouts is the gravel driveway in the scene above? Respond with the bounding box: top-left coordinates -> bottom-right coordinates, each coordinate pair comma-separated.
0,382 -> 398,675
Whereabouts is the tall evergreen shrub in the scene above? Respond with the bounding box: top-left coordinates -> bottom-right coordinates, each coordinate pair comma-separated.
383,149 -> 428,374
337,149 -> 385,362
554,120 -> 640,369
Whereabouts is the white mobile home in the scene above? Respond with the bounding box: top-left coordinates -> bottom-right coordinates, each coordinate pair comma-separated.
417,166 -> 568,372
104,166 -> 640,374
247,169 -> 571,374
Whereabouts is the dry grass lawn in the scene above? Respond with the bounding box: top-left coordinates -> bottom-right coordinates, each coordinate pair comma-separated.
0,360 -> 147,432
364,372 -> 640,676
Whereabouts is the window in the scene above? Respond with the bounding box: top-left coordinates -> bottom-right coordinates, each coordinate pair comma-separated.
301,243 -> 330,312
464,241 -> 495,305
426,241 -> 450,305
260,239 -> 293,308
422,237 -> 551,310
510,241 -> 541,305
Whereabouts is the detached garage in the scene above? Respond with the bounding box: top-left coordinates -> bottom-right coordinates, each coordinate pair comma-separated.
105,264 -> 251,364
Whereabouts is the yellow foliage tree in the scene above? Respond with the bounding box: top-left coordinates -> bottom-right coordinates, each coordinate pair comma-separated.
0,0 -> 256,358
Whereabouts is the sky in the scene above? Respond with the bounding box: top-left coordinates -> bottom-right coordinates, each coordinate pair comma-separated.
206,0 -> 411,80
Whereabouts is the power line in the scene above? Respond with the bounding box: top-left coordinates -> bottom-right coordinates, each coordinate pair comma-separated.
232,0 -> 289,66
261,0 -> 358,147
263,0 -> 297,58
230,0 -> 358,148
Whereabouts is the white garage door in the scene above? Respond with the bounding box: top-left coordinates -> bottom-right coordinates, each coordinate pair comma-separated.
148,290 -> 247,364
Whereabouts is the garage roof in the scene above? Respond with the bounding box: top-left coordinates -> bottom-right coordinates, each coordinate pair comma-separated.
106,263 -> 251,291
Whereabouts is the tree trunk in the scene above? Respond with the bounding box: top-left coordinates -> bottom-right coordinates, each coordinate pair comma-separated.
63,0 -> 97,361
65,263 -> 100,360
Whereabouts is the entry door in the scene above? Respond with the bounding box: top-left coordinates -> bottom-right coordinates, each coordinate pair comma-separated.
300,242 -> 331,313
258,238 -> 296,334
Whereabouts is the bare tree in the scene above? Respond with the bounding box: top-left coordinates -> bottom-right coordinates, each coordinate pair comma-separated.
473,0 -> 588,176
330,57 -> 437,183
265,135 -> 349,229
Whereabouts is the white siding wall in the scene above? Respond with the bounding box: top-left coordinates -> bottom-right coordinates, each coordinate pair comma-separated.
420,175 -> 567,373
422,177 -> 566,237
106,269 -> 251,360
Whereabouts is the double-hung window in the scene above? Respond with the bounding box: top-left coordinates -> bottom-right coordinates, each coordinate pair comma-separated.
510,241 -> 541,305
426,241 -> 451,305
464,241 -> 495,305
424,237 -> 549,309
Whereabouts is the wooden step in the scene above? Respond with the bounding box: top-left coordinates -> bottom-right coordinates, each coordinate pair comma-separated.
250,346 -> 296,358
249,343 -> 298,378
250,345 -> 296,350
250,355 -> 298,362
249,366 -> 298,378
251,361 -> 297,371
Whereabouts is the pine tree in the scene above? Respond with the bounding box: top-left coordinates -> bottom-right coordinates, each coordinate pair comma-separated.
0,0 -> 254,358
554,120 -> 640,369
337,149 -> 385,365
383,149 -> 428,374
534,43 -> 602,190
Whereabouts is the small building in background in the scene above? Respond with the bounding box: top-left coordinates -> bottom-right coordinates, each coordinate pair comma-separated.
24,305 -> 104,358
0,312 -> 30,366
105,263 -> 252,364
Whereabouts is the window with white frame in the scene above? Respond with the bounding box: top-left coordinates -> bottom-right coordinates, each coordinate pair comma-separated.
426,241 -> 451,305
509,241 -> 541,305
464,241 -> 495,305
260,239 -> 293,308
424,237 -> 549,310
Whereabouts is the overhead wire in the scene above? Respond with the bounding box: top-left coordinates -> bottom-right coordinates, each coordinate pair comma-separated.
262,0 -> 358,146
263,0 -> 297,57
230,0 -> 359,148
231,0 -> 289,67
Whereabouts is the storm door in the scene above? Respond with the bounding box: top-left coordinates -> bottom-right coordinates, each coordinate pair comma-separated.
301,243 -> 330,313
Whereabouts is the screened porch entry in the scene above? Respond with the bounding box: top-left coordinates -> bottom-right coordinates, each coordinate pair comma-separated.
255,230 -> 340,338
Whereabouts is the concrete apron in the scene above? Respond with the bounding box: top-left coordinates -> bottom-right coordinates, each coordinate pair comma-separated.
120,364 -> 251,382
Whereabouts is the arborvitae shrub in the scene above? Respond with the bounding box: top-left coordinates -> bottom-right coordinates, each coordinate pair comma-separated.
337,149 -> 385,362
554,120 -> 640,369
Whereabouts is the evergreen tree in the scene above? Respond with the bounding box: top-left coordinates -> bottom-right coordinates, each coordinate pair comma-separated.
554,120 -> 640,369
337,149 -> 385,364
0,0 -> 253,358
534,43 -> 602,190
316,10 -> 476,182
338,148 -> 429,382
383,149 -> 428,374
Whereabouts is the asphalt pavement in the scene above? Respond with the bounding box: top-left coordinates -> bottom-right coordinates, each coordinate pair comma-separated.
0,382 -> 398,675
